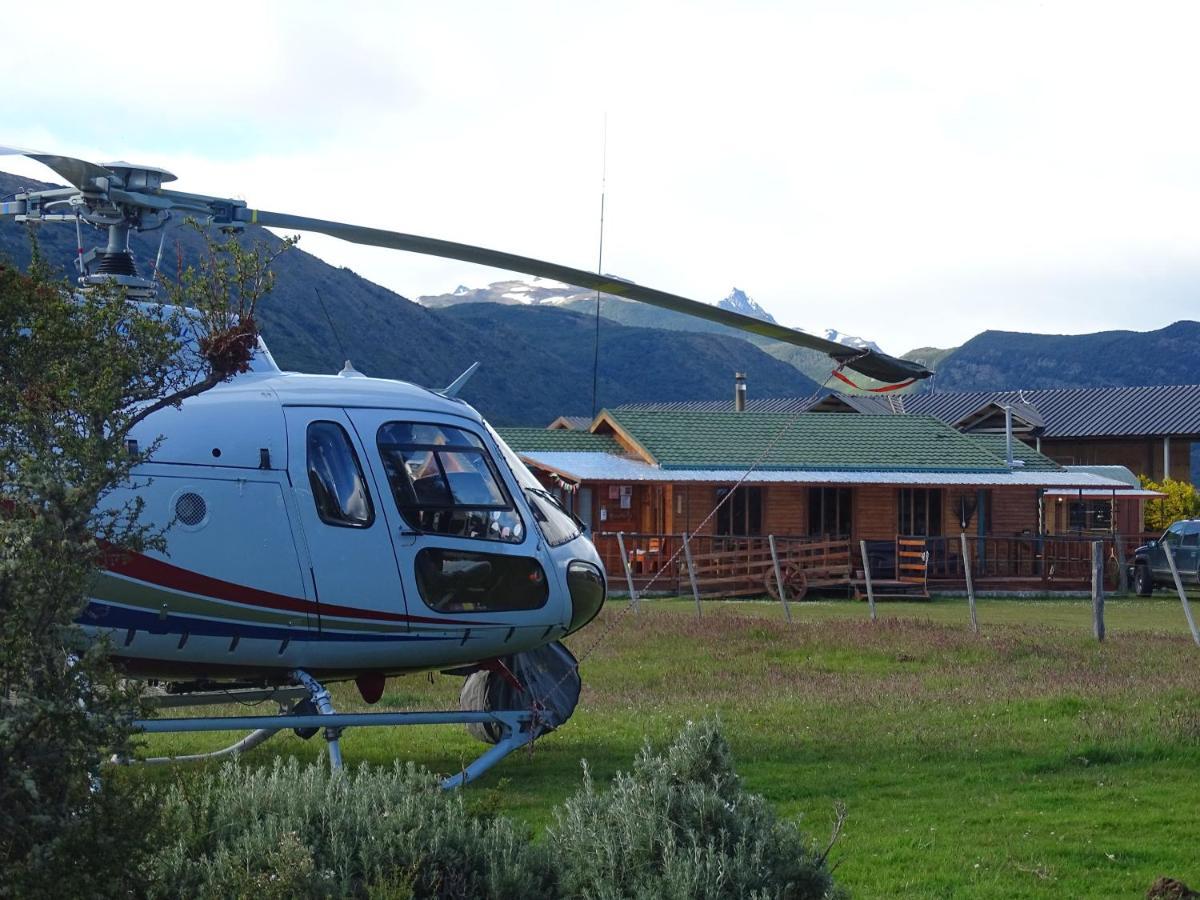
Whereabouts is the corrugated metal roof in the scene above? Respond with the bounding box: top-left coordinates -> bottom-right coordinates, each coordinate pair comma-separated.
617,392 -> 891,414
619,384 -> 1200,438
519,451 -> 1134,489
905,385 -> 1200,438
1065,464 -> 1140,487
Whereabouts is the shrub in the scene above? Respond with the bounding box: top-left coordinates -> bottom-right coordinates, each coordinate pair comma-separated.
144,721 -> 844,899
146,758 -> 551,900
1140,476 -> 1200,532
548,719 -> 845,899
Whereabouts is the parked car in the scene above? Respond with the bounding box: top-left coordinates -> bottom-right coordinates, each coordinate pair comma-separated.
1130,519 -> 1200,595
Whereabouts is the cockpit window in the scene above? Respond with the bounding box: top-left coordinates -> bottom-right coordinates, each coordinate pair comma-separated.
526,488 -> 583,547
306,421 -> 375,528
486,424 -> 582,547
377,422 -> 524,543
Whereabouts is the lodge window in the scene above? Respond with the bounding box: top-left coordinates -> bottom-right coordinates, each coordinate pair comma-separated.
808,487 -> 852,537
1067,500 -> 1112,532
306,421 -> 375,528
376,422 -> 524,543
715,486 -> 763,535
898,488 -> 942,537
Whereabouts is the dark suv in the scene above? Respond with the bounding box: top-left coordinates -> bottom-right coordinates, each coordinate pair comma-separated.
1130,519 -> 1200,595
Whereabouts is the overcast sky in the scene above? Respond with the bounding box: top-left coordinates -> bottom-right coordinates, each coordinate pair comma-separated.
4,1 -> 1200,354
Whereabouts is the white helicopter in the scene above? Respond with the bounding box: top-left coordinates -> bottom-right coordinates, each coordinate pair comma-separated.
0,146 -> 931,784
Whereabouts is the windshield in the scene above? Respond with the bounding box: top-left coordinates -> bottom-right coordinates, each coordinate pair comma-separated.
377,422 -> 524,543
486,424 -> 583,546
525,487 -> 583,547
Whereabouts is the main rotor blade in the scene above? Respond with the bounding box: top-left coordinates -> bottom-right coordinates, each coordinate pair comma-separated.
239,208 -> 931,385
0,145 -> 112,191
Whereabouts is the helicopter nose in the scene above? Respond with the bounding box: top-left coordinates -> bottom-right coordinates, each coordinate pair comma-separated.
565,560 -> 606,635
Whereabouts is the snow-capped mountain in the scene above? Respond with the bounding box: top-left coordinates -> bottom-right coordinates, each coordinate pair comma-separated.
420,279 -> 886,357
419,278 -> 618,309
822,329 -> 882,353
717,287 -> 777,323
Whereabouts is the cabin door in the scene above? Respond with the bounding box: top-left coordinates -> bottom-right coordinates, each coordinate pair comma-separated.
577,487 -> 594,535
344,409 -> 561,636
284,408 -> 411,628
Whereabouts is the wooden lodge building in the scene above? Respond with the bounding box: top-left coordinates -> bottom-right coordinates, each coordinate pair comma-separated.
496,409 -> 1153,546
617,383 -> 1200,486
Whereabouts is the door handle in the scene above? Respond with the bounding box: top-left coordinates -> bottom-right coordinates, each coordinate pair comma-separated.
396,529 -> 420,547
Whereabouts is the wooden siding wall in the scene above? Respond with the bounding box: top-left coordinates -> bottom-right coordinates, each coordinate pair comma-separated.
570,477 -> 1050,539
764,486 -> 807,534
853,486 -> 896,539
1038,438 -> 1192,483
669,484 -> 718,535
990,487 -> 1041,536
590,482 -> 643,533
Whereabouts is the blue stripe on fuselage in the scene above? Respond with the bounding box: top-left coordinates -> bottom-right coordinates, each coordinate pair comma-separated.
80,601 -> 458,643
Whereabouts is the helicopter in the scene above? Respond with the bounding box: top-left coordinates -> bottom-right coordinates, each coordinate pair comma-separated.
0,146 -> 932,783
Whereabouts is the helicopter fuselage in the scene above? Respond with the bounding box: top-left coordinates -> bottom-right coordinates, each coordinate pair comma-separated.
83,351 -> 606,685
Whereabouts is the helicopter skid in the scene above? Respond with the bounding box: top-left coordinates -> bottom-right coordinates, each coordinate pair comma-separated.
128,674 -> 536,789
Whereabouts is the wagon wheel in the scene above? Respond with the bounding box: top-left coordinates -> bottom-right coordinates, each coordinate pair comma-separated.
765,564 -> 809,601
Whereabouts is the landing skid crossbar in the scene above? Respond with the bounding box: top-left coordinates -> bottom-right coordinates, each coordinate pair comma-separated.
127,670 -> 536,789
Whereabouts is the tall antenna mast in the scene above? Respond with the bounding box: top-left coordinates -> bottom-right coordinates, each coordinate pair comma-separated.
590,114 -> 608,418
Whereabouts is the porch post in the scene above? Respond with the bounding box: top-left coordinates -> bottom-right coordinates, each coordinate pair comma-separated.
976,489 -> 987,568
1091,541 -> 1105,642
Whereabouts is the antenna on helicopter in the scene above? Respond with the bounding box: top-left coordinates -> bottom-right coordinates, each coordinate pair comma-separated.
436,361 -> 481,398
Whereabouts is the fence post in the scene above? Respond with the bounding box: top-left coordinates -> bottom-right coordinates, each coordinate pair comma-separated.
615,531 -> 639,614
960,532 -> 979,634
1091,541 -> 1105,642
1163,541 -> 1200,648
1115,535 -> 1129,594
681,532 -> 703,620
768,534 -> 792,623
859,540 -> 877,622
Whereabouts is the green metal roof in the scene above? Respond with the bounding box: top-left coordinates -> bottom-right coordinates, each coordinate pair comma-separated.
600,410 -> 1028,472
494,427 -> 622,454
965,435 -> 1063,472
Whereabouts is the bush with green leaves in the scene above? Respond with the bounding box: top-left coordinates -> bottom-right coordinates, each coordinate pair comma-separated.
548,719 -> 845,900
1140,475 -> 1200,532
145,721 -> 843,900
147,758 -> 552,900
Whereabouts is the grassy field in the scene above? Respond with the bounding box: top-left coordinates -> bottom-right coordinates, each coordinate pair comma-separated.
141,596 -> 1200,898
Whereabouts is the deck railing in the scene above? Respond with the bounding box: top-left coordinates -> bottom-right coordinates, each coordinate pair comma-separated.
591,530 -> 1158,596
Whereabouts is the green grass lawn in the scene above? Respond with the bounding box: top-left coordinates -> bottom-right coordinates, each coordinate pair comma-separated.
140,595 -> 1200,899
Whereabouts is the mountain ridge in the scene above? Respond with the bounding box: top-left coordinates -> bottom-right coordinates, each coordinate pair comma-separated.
0,170 -> 819,424
5,168 -> 1198,423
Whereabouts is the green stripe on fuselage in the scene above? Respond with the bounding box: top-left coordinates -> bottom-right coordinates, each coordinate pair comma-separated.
92,573 -> 419,635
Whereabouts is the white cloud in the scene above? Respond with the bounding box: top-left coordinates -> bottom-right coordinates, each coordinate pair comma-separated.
5,0 -> 1200,353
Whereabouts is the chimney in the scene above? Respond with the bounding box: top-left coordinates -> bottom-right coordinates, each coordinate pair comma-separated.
1004,403 -> 1013,466
734,372 -> 747,412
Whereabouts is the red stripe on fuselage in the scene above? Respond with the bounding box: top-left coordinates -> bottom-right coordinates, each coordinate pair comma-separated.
104,550 -> 498,626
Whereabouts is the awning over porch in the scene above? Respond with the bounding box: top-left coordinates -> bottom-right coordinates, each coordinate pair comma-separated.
518,450 -> 1140,491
